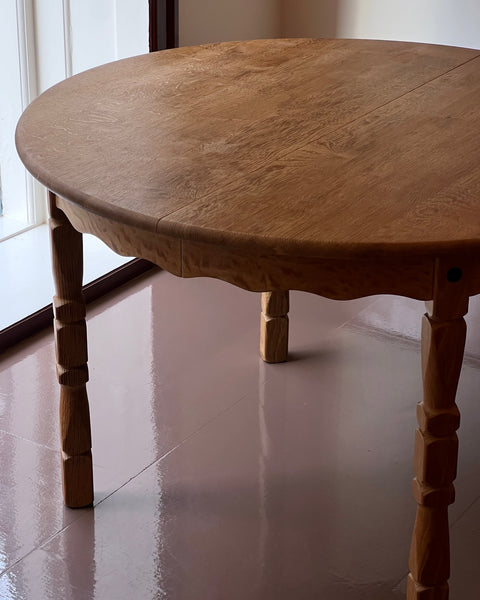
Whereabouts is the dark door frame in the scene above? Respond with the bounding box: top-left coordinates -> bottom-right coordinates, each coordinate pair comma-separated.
149,0 -> 179,51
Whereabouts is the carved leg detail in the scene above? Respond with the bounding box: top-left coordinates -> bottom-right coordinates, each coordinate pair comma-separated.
407,259 -> 469,599
49,192 -> 93,508
260,291 -> 289,363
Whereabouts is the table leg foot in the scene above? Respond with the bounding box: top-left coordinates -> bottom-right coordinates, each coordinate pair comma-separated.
62,450 -> 94,508
260,291 -> 289,363
60,385 -> 94,507
407,574 -> 449,599
49,192 -> 93,508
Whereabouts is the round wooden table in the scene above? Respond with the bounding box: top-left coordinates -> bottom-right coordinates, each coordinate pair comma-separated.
16,38 -> 480,599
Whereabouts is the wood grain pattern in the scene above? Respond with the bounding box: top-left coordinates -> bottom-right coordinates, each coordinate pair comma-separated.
56,196 -> 182,277
15,39 -> 480,261
15,39 -> 480,596
162,52 -> 480,260
49,192 -> 93,508
407,260 -> 468,599
260,291 -> 289,363
181,239 -> 435,300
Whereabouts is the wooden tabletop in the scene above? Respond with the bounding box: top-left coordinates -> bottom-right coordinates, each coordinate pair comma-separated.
16,38 -> 480,260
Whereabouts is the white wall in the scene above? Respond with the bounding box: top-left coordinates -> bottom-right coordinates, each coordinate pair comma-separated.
280,0 -> 339,39
282,0 -> 480,49
179,0 -> 281,46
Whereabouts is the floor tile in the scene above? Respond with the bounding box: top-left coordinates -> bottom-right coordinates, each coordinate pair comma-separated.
1,270 -> 479,598
0,328 -> 434,598
450,496 -> 480,599
0,430 -> 80,573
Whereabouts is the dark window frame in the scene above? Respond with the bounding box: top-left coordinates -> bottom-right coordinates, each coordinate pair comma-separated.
149,0 -> 179,51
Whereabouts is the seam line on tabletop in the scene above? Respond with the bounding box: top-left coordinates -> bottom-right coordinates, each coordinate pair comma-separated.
153,52 -> 480,232
294,51 -> 480,167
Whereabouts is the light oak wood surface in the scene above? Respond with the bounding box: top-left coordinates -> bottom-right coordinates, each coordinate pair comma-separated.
48,192 -> 93,508
16,39 -> 480,599
15,38 -> 480,262
260,291 -> 289,362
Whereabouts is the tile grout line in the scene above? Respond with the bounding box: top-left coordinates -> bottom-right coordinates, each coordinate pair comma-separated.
449,493 -> 480,529
0,387 -> 258,577
0,428 -> 58,453
91,385 -> 259,510
389,492 -> 480,593
0,510 -> 90,579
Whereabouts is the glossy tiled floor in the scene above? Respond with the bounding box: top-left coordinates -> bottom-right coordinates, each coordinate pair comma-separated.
0,269 -> 479,599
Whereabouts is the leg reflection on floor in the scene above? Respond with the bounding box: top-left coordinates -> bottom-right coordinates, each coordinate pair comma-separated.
0,269 -> 479,599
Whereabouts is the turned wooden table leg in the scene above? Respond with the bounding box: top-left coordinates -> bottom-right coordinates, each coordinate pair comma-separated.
407,262 -> 469,599
49,192 -> 93,508
260,291 -> 289,363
